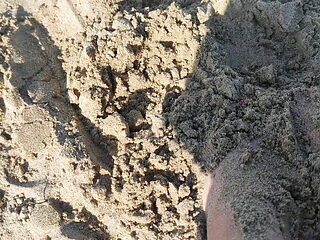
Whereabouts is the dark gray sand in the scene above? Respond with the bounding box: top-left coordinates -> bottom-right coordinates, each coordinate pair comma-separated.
0,0 -> 320,239
168,0 -> 320,239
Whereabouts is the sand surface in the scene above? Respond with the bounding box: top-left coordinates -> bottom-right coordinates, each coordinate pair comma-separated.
0,0 -> 320,239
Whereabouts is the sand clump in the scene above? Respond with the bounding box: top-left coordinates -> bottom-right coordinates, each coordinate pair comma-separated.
0,0 -> 320,239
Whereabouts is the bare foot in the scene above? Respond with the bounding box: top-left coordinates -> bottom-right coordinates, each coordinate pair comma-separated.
203,167 -> 242,240
203,166 -> 287,240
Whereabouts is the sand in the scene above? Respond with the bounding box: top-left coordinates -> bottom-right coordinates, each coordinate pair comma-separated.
0,0 -> 320,239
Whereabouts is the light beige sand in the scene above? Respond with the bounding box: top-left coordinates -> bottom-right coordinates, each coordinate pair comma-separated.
0,1 -> 206,239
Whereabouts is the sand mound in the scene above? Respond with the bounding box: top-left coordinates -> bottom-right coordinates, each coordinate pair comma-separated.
0,0 -> 320,239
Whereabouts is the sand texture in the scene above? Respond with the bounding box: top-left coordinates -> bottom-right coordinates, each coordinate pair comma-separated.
0,0 -> 320,239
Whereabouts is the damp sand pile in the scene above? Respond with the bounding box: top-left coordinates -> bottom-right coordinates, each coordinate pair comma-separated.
0,0 -> 320,239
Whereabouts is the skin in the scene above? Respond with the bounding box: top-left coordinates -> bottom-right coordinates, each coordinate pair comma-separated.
203,92 -> 320,240
203,167 -> 243,240
204,167 -> 285,240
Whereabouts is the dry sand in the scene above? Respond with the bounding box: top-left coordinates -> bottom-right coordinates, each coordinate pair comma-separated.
0,0 -> 320,239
